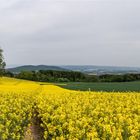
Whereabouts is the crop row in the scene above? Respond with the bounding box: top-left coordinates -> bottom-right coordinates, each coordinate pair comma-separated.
36,85 -> 140,140
0,79 -> 40,140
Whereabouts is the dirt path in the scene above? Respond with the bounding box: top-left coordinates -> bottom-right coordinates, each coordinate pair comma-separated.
24,122 -> 43,140
24,109 -> 44,140
24,86 -> 44,140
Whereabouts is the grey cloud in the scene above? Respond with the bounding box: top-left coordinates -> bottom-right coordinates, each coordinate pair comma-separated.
0,0 -> 140,67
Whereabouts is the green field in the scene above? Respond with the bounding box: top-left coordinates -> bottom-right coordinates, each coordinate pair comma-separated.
56,81 -> 140,92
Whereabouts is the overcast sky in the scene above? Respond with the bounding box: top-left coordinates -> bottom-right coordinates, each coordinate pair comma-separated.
0,0 -> 140,67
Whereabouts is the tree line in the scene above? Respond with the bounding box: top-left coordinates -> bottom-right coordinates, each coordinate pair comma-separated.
4,70 -> 140,83
5,70 -> 85,82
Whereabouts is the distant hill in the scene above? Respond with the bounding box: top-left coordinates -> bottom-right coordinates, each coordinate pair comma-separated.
61,65 -> 140,75
7,65 -> 67,73
7,65 -> 140,75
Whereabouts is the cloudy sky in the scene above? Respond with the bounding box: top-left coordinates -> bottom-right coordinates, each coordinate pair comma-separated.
0,0 -> 140,67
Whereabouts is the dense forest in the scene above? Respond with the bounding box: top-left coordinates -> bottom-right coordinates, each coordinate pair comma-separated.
4,70 -> 140,82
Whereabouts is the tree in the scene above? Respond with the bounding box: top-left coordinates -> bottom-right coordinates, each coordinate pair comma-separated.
0,48 -> 6,76
17,71 -> 34,80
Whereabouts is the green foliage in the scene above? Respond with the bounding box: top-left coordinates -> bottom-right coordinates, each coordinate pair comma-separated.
17,71 -> 35,80
15,70 -> 86,82
57,78 -> 70,82
7,69 -> 140,83
98,74 -> 140,82
0,48 -> 6,76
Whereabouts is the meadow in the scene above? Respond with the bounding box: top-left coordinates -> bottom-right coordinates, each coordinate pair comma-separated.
57,81 -> 140,92
0,77 -> 140,140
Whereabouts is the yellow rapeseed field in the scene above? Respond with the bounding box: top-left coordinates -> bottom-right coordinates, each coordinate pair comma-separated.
0,77 -> 140,140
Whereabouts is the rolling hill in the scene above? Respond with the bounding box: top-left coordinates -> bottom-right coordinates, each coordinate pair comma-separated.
61,65 -> 140,75
7,65 -> 140,75
7,65 -> 67,73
